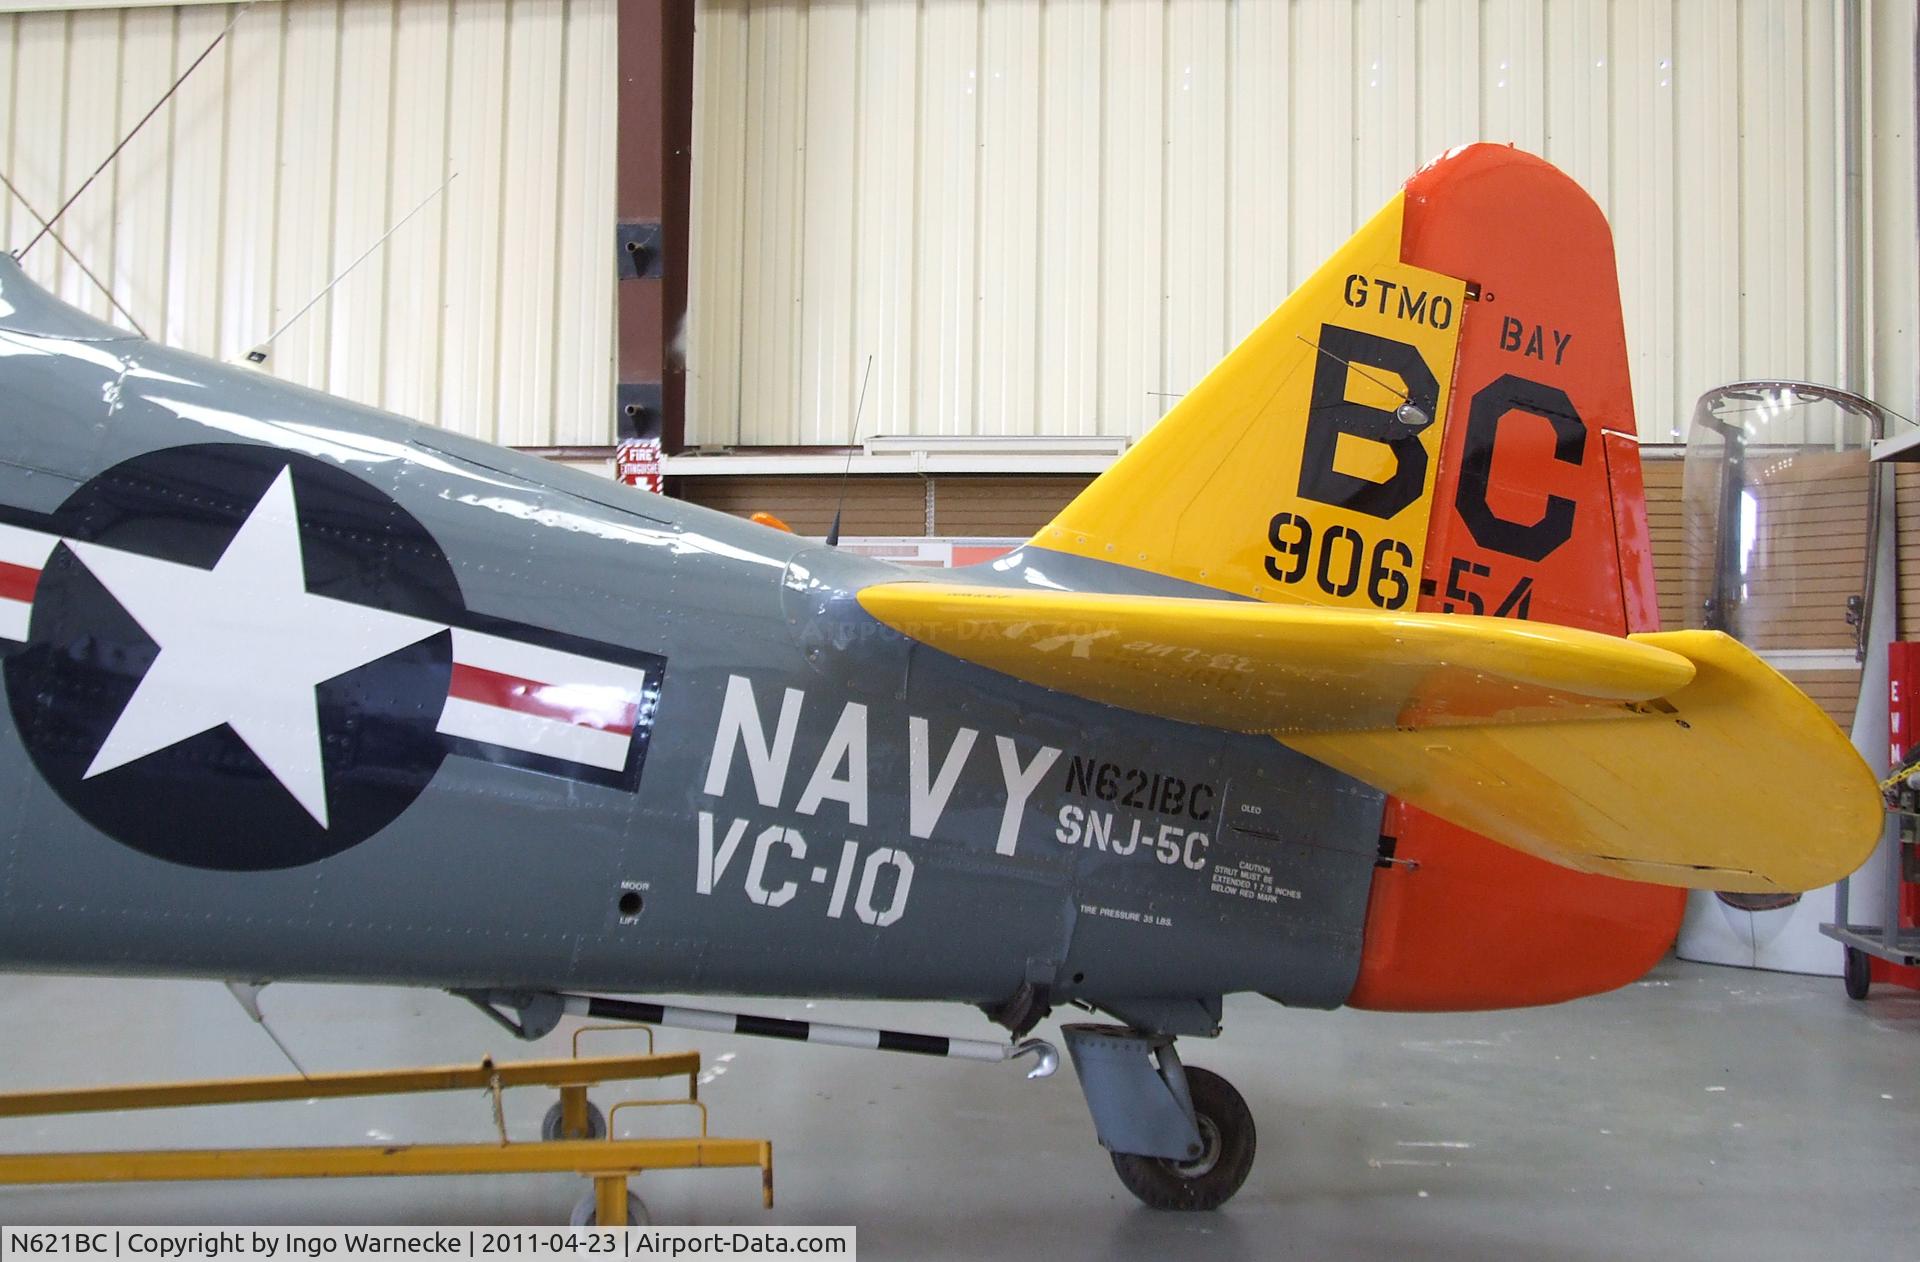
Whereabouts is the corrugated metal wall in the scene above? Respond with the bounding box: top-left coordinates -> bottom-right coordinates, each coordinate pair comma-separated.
3,1 -> 1910,454
689,0 -> 1915,448
0,0 -> 616,446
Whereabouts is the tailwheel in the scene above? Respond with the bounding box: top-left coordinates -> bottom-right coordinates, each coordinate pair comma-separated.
1109,1067 -> 1256,1211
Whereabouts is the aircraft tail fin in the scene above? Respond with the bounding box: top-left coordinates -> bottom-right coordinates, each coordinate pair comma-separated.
981,146 -> 1883,1004
1032,143 -> 1655,644
873,146 -> 1882,994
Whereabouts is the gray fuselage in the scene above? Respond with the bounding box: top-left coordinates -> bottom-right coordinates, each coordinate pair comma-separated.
0,260 -> 1385,1028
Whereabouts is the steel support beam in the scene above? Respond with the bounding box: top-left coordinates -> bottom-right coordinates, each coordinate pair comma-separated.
616,0 -> 695,453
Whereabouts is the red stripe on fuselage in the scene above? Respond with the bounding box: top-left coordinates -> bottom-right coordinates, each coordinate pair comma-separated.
447,663 -> 638,735
0,561 -> 40,604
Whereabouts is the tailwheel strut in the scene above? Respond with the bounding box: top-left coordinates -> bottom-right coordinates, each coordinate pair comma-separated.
1060,1023 -> 1257,1211
1108,1066 -> 1255,1211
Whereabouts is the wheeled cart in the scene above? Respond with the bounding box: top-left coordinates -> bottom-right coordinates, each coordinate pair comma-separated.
1823,808 -> 1920,999
1821,633 -> 1920,999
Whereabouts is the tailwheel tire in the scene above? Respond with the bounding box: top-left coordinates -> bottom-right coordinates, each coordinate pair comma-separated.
542,1100 -> 607,1141
1844,947 -> 1872,1001
1109,1066 -> 1256,1212
569,1189 -> 649,1226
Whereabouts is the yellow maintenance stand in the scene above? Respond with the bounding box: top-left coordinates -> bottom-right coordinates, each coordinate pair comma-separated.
0,1026 -> 770,1225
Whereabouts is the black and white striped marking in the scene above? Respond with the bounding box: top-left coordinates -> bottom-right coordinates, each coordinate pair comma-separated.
568,995 -> 1057,1076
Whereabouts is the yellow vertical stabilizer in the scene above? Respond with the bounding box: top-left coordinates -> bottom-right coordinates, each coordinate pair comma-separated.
1034,194 -> 1466,612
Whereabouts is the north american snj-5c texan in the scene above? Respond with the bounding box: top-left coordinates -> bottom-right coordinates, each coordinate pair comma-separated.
0,144 -> 1880,1210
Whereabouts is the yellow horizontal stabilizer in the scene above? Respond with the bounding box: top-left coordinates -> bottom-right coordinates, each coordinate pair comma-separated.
858,584 -> 1880,893
1288,630 -> 1881,893
857,581 -> 1697,732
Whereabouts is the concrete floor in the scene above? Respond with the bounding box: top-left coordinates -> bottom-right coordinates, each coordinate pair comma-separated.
0,959 -> 1913,1259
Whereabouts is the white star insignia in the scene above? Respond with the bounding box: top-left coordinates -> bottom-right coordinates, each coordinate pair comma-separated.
66,466 -> 444,827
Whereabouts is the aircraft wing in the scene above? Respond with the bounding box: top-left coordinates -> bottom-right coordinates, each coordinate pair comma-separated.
857,581 -> 1880,894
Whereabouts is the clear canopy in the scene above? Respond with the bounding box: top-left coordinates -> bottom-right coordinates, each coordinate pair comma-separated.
1680,382 -> 1897,766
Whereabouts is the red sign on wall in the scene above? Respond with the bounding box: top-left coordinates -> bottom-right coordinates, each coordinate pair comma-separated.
615,437 -> 663,494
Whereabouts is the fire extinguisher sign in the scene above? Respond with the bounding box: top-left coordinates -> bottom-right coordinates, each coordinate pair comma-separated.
615,437 -> 664,494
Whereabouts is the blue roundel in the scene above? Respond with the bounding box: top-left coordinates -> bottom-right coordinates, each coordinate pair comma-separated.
4,443 -> 464,871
